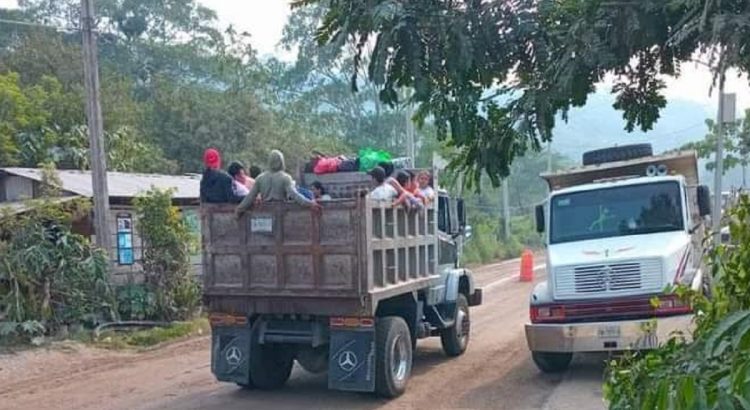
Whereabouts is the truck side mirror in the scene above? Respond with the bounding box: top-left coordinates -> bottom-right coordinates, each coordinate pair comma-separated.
697,185 -> 712,217
457,199 -> 466,228
535,204 -> 545,233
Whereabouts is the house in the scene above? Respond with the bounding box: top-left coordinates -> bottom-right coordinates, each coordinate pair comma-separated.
0,168 -> 202,283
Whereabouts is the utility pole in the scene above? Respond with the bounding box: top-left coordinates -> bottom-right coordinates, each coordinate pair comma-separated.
81,0 -> 111,254
712,80 -> 735,244
502,179 -> 510,239
547,141 -> 552,173
405,104 -> 415,167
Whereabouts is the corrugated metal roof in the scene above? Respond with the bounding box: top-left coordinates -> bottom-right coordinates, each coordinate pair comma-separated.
0,196 -> 81,216
1,168 -> 200,199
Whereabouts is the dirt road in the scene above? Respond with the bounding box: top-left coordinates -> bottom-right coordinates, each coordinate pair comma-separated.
0,259 -> 607,410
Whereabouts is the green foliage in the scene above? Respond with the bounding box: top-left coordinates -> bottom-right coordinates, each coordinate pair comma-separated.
133,188 -> 200,321
271,3 -> 432,159
116,284 -> 157,321
306,0 -> 749,187
682,114 -> 750,175
605,195 -> 750,409
95,318 -> 209,349
463,214 -> 538,265
0,195 -> 115,343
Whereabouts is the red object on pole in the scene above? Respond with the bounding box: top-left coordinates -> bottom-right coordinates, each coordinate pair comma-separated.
520,249 -> 534,282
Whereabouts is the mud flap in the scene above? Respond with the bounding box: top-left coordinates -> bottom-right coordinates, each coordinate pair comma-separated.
211,324 -> 252,385
327,326 -> 376,392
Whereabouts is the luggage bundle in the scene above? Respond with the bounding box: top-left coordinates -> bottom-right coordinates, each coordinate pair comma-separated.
305,148 -> 412,175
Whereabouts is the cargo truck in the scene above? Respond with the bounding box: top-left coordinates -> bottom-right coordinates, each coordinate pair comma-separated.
201,170 -> 482,397
525,145 -> 712,372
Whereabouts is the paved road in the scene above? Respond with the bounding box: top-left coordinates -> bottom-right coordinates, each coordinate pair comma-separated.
0,259 -> 607,410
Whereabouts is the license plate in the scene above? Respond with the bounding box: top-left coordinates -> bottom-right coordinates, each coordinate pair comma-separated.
250,217 -> 273,233
597,325 -> 621,339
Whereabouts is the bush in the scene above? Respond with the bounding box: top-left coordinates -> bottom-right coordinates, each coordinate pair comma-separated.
116,284 -> 157,321
605,195 -> 750,409
133,188 -> 200,321
463,213 -> 540,265
0,197 -> 116,343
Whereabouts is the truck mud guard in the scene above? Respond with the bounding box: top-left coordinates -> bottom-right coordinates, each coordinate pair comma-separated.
211,321 -> 253,386
327,318 -> 376,392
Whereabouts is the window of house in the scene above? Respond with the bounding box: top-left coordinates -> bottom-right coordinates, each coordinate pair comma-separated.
116,213 -> 134,265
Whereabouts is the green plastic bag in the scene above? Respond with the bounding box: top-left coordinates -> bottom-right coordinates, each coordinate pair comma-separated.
358,148 -> 392,171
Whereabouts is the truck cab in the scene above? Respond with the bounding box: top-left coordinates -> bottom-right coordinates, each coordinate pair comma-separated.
525,146 -> 712,372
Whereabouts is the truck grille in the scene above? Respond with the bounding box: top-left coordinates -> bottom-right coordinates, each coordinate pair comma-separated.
554,258 -> 663,300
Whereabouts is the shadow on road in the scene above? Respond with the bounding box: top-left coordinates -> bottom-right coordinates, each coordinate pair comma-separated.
457,352 -> 608,410
160,342 -> 461,410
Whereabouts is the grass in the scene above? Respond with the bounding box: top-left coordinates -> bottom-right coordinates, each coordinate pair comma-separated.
94,317 -> 209,350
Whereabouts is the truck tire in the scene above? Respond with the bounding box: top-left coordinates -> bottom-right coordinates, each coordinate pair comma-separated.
236,380 -> 255,390
296,346 -> 328,374
531,351 -> 573,373
582,144 -> 653,166
375,317 -> 413,398
440,294 -> 470,357
249,344 -> 294,390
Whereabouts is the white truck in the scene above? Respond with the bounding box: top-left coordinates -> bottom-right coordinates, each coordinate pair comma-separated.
525,144 -> 712,372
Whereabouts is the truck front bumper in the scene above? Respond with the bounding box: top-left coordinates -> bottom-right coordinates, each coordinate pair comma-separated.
525,314 -> 693,353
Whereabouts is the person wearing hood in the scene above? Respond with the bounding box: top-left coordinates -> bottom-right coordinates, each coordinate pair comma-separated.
200,148 -> 244,203
236,150 -> 319,216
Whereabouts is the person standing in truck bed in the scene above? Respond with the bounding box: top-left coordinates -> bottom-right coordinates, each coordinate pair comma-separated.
200,148 -> 244,204
236,149 -> 320,217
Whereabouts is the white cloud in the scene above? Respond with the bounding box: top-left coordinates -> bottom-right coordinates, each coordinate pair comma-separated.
198,0 -> 293,60
0,0 -> 17,8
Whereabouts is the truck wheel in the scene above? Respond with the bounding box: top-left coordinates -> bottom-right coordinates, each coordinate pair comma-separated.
236,379 -> 255,390
375,317 -> 413,398
440,294 -> 470,357
531,351 -> 573,373
582,144 -> 653,166
296,346 -> 328,374
249,344 -> 294,390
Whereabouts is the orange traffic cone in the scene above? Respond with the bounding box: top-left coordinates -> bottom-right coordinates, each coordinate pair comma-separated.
520,249 -> 534,282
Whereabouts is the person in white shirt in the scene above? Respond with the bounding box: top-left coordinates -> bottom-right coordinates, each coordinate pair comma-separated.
227,161 -> 250,197
311,181 -> 332,201
368,166 -> 398,201
417,170 -> 436,204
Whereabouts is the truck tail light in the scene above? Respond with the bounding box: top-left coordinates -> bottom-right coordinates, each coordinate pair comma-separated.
209,313 -> 247,327
330,316 -> 375,328
654,295 -> 692,316
530,305 -> 565,323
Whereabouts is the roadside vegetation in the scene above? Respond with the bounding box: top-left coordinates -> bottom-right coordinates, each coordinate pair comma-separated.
94,317 -> 209,350
0,172 -> 201,346
605,196 -> 750,409
0,166 -> 116,344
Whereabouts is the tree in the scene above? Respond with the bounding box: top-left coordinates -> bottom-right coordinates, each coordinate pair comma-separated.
304,0 -> 749,187
270,3 -> 433,158
682,113 -> 750,185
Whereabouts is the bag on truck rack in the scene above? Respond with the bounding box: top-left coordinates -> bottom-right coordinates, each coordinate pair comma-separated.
314,156 -> 343,174
359,148 -> 392,172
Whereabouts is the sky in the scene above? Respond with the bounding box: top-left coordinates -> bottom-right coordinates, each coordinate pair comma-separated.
1,0 -> 749,116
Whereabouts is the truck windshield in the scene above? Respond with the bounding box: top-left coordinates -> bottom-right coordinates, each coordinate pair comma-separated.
550,181 -> 684,244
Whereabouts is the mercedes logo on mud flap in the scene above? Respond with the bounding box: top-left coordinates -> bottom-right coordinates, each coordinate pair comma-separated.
338,350 -> 358,372
225,346 -> 242,367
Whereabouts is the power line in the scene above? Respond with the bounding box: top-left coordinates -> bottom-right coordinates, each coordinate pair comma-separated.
0,17 -> 80,32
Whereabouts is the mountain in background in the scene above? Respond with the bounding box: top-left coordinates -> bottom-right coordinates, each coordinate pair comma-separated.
549,90 -> 745,189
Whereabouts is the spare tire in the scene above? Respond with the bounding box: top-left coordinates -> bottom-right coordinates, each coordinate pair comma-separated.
582,144 -> 653,166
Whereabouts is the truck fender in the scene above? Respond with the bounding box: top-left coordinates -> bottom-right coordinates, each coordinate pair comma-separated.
529,281 -> 553,306
444,268 -> 477,303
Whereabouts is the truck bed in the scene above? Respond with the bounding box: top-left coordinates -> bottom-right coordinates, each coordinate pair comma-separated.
201,199 -> 438,317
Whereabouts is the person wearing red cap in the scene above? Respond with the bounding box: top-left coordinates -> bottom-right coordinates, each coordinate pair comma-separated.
200,148 -> 244,203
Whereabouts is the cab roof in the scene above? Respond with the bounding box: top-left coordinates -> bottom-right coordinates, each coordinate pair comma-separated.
541,150 -> 699,191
